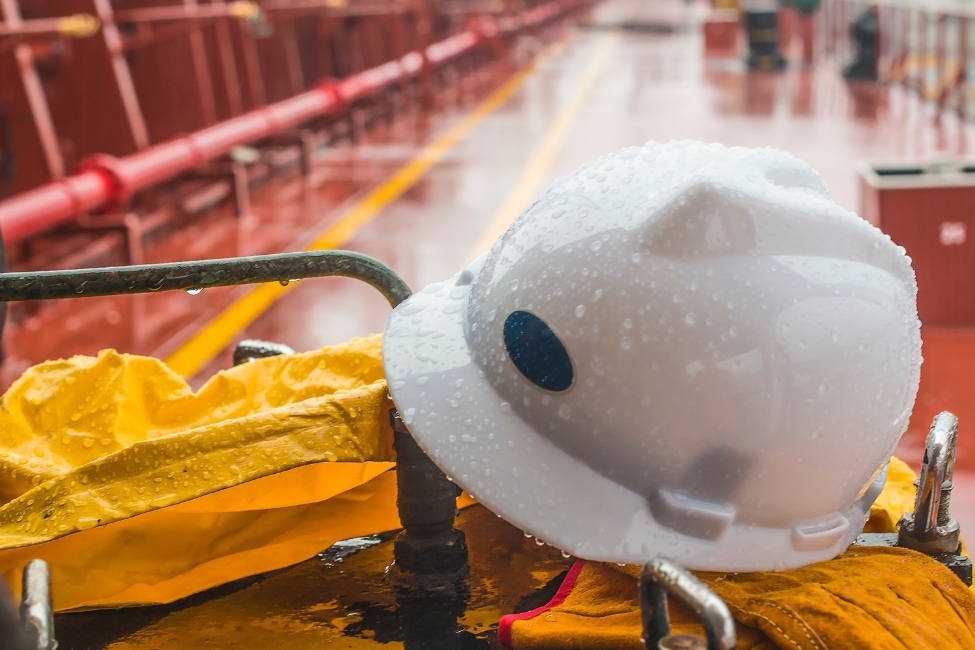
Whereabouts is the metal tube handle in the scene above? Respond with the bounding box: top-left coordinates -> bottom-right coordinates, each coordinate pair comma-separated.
640,557 -> 735,650
0,249 -> 412,308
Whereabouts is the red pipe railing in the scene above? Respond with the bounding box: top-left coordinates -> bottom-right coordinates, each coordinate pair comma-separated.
0,0 -> 582,245
0,36 -> 473,243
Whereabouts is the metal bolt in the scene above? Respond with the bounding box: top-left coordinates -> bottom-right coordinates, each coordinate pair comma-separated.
938,483 -> 953,528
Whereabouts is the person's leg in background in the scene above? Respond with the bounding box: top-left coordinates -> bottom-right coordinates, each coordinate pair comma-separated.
794,0 -> 821,65
778,2 -> 797,60
798,9 -> 815,64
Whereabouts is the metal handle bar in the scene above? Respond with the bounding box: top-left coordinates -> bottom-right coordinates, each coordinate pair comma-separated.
0,250 -> 412,307
640,557 -> 736,650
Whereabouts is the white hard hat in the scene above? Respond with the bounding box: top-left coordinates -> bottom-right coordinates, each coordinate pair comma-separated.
382,141 -> 921,571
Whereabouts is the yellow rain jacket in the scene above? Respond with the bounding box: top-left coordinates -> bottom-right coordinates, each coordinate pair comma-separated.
0,335 -> 407,610
498,457 -> 975,650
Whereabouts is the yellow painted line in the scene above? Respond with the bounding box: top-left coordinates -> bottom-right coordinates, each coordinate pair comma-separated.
164,37 -> 570,378
464,32 -> 620,264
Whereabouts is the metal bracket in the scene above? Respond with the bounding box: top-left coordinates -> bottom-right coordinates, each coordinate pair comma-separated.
898,412 -> 963,555
640,557 -> 736,650
856,411 -> 973,586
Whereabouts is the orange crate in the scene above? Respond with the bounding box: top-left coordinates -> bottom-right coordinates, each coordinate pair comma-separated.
861,162 -> 975,466
859,163 -> 975,327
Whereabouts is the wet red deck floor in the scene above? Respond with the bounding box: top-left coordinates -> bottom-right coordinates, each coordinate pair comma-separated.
6,0 -> 975,540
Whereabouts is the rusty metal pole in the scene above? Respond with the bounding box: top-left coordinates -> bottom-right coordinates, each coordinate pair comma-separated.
416,0 -> 435,110
91,0 -> 151,149
214,17 -> 245,115
239,17 -> 267,106
282,19 -> 307,95
184,0 -> 219,126
391,409 -> 468,587
0,0 -> 66,181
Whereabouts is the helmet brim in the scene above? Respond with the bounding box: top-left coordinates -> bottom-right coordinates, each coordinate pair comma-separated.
382,274 -> 872,571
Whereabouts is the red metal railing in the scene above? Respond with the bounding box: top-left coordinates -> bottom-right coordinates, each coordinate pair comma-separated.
0,0 -> 581,245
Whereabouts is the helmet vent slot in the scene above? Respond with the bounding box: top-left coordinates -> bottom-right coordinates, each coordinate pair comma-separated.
650,489 -> 736,541
791,514 -> 850,552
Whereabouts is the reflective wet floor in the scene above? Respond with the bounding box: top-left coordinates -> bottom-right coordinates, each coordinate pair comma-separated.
54,505 -> 572,650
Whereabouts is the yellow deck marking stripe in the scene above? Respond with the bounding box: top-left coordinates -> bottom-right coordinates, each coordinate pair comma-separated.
464,32 -> 620,264
164,38 -> 569,378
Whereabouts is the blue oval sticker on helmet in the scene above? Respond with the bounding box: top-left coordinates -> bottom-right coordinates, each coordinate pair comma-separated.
503,310 -> 573,392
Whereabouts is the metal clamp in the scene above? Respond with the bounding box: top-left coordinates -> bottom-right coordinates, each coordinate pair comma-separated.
898,411 -> 961,555
857,411 -> 972,585
640,557 -> 736,650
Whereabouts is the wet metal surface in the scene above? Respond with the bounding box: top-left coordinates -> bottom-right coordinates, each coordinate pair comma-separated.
52,505 -> 573,650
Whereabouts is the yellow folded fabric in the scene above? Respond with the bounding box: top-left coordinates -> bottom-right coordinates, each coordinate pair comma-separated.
0,335 -> 406,610
1,462 -> 397,611
500,457 -> 975,650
